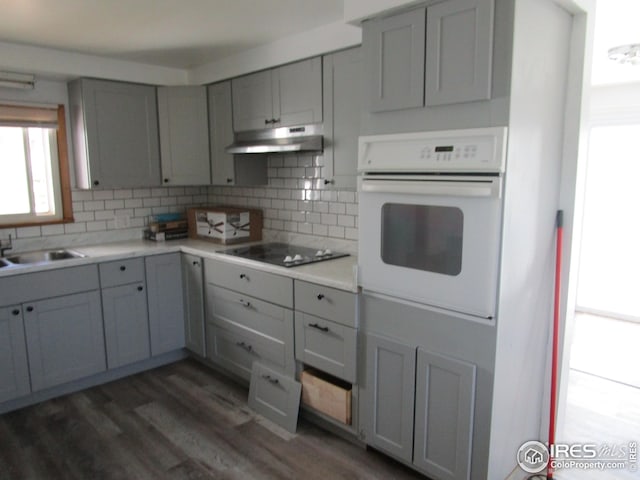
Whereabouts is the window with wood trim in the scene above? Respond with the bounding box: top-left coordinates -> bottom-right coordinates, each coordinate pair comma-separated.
0,104 -> 72,226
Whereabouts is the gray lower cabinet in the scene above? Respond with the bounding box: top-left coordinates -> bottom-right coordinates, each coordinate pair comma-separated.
363,332 -> 416,463
322,47 -> 362,190
24,291 -> 105,392
363,332 -> 477,480
414,349 -> 476,480
157,86 -> 211,186
0,306 -> 30,403
68,78 -> 161,189
145,253 -> 186,356
182,254 -> 205,356
101,283 -> 150,369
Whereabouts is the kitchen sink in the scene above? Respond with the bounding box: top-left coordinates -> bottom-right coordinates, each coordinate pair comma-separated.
0,258 -> 12,269
6,249 -> 86,265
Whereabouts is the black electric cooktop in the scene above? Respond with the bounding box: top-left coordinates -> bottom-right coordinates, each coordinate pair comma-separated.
218,242 -> 349,268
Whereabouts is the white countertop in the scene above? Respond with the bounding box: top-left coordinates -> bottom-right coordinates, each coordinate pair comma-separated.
0,239 -> 359,292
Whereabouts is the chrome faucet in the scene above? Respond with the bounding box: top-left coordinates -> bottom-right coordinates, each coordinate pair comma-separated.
0,234 -> 12,257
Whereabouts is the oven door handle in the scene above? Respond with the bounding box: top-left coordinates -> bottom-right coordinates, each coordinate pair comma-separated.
359,177 -> 501,198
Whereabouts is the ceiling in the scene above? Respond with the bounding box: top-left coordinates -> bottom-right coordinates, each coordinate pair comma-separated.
0,0 -> 344,69
591,0 -> 640,85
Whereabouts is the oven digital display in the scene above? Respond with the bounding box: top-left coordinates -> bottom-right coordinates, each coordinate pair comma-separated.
435,145 -> 454,152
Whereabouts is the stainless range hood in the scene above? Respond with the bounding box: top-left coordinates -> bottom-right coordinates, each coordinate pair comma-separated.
225,124 -> 323,154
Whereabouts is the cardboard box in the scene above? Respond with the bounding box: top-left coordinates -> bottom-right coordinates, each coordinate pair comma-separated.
300,368 -> 352,425
187,207 -> 262,244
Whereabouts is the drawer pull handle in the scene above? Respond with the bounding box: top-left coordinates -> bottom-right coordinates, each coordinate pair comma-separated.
317,294 -> 325,300
309,323 -> 329,332
239,273 -> 247,280
12,309 -> 20,316
120,265 -> 126,271
26,306 -> 34,313
262,374 -> 280,385
239,299 -> 251,308
192,261 -> 200,266
236,341 -> 253,352
137,286 -> 144,292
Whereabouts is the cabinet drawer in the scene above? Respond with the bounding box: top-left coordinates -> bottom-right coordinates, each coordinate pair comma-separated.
0,265 -> 99,306
99,258 -> 145,288
205,259 -> 293,308
207,285 -> 293,342
249,362 -> 302,434
294,280 -> 357,328
206,322 -> 293,380
294,313 -> 357,383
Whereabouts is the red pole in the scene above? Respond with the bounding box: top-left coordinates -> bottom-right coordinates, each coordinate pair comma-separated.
548,210 -> 564,479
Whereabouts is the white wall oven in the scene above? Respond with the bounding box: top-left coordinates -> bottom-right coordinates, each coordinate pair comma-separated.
358,127 -> 507,321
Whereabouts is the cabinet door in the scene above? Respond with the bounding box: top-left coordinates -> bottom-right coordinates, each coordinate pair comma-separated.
232,70 -> 273,131
363,333 -> 415,463
182,254 -> 205,357
364,7 -> 426,112
102,283 -> 150,369
275,57 -> 323,127
323,47 -> 362,189
146,253 -> 185,356
208,81 -> 236,185
425,0 -> 493,106
76,79 -> 161,188
158,86 -> 211,185
24,291 -> 105,391
414,349 -> 476,480
0,306 -> 30,403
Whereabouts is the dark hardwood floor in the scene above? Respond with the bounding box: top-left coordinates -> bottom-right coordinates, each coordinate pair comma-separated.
0,359 -> 426,479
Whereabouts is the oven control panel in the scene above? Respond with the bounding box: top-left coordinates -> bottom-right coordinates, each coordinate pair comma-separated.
358,127 -> 507,173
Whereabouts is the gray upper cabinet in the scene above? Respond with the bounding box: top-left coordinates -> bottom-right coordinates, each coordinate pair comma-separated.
322,47 -> 362,190
231,57 -> 322,132
0,306 -> 30,403
413,348 -> 476,480
363,333 -> 416,463
145,253 -> 186,356
363,0 -> 494,113
363,7 -> 426,112
68,78 -> 161,189
182,254 -> 206,357
276,58 -> 323,127
24,291 -> 105,391
208,81 -> 236,185
157,86 -> 211,186
425,0 -> 493,106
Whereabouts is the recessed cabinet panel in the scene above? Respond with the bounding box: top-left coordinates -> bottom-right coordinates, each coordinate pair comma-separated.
363,333 -> 415,463
364,7 -> 426,112
182,254 -> 206,357
208,81 -> 236,185
102,283 -> 150,369
322,47 -> 362,189
232,70 -> 273,132
146,253 -> 185,356
425,0 -> 493,106
68,79 -> 161,188
414,349 -> 476,480
0,306 -> 30,403
24,291 -> 105,391
158,86 -> 210,185
276,57 -> 323,127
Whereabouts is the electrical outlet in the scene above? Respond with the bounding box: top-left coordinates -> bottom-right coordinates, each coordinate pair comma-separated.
114,215 -> 130,229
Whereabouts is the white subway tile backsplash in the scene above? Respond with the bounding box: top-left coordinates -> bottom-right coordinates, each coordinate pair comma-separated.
105,200 -> 125,210
312,224 -> 328,236
74,211 -> 95,222
125,198 -> 144,208
328,225 -> 345,239
86,221 -> 107,232
321,213 -> 337,225
17,226 -> 42,238
92,190 -> 114,201
72,190 -> 93,201
83,200 -> 105,211
114,189 -> 133,199
41,224 -> 65,236
338,215 -> 355,227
